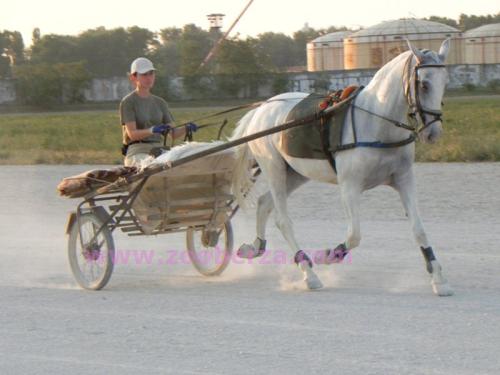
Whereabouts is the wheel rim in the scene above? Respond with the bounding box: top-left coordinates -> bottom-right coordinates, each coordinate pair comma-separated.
187,223 -> 233,276
69,214 -> 114,290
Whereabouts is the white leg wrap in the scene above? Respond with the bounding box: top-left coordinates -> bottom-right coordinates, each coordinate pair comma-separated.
298,262 -> 323,290
236,238 -> 266,259
236,243 -> 257,259
430,260 -> 454,296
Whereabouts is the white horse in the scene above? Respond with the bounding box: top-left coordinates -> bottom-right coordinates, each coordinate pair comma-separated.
231,40 -> 453,296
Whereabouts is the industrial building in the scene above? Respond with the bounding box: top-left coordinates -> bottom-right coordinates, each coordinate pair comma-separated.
343,19 -> 462,69
307,31 -> 352,71
307,19 -> 500,72
464,23 -> 500,64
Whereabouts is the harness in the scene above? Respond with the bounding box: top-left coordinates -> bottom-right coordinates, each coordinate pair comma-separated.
318,53 -> 446,173
403,52 -> 445,133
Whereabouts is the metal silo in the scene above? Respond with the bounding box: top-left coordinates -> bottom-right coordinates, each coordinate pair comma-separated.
464,23 -> 500,64
344,19 -> 463,70
307,31 -> 352,71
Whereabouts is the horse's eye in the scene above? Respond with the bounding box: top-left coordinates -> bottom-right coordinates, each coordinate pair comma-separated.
421,81 -> 430,92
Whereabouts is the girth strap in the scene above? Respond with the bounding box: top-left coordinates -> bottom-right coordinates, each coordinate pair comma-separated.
319,116 -> 338,173
335,134 -> 416,151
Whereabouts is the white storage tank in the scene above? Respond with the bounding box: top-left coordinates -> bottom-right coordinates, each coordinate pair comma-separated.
307,31 -> 352,71
464,23 -> 500,64
344,19 -> 463,70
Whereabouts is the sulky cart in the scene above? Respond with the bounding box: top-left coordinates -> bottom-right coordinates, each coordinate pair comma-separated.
61,97 -> 347,290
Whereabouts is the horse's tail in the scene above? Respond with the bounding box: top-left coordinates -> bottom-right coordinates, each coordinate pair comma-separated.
230,109 -> 259,209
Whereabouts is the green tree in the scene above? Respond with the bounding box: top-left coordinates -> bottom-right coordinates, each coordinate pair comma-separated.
32,28 -> 41,45
0,30 -> 25,77
179,24 -> 212,76
292,25 -> 351,67
271,74 -> 291,94
30,34 -> 79,64
14,63 -> 61,106
151,27 -> 183,76
77,27 -> 155,77
54,62 -> 91,103
215,38 -> 262,74
252,32 -> 297,70
459,13 -> 500,31
2,31 -> 25,65
292,27 -> 321,66
425,16 -> 459,28
13,61 -> 90,106
177,24 -> 213,96
30,27 -> 155,77
213,38 -> 266,97
159,27 -> 183,44
0,56 -> 9,78
322,26 -> 350,34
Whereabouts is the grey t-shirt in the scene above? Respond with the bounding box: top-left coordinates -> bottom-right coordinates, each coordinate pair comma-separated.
119,91 -> 174,146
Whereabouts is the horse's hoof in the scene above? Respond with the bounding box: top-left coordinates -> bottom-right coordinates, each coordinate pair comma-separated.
432,281 -> 454,296
429,260 -> 453,296
306,276 -> 323,290
237,243 -> 265,259
237,243 -> 255,258
304,272 -> 323,290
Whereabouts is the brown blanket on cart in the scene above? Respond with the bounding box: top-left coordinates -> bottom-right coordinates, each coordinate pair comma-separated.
57,166 -> 138,198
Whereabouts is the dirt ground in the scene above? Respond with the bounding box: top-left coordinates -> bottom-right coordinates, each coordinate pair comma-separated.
0,163 -> 499,374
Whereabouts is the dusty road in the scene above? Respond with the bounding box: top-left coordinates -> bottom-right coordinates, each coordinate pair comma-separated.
0,163 -> 499,374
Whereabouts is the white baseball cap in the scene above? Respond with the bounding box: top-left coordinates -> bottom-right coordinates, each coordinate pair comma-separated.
130,57 -> 156,75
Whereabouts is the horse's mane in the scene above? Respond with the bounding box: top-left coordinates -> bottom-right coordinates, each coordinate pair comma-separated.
366,49 -> 443,91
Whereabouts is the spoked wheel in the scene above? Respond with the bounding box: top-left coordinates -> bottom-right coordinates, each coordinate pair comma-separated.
186,221 -> 233,276
68,212 -> 115,290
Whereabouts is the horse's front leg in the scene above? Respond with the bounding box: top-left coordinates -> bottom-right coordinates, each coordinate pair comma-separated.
314,182 -> 361,265
393,169 -> 453,296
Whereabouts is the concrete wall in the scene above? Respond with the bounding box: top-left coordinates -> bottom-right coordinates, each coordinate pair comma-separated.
84,77 -> 132,101
0,80 -> 16,104
447,64 -> 500,87
289,64 -> 500,93
1,64 -> 499,104
289,70 -> 375,93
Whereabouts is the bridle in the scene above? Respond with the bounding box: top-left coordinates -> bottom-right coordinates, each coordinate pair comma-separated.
352,53 -> 446,137
403,53 -> 446,134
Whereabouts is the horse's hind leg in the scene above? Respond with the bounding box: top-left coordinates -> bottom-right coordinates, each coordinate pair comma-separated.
255,158 -> 322,290
236,191 -> 273,258
237,168 -> 308,259
314,181 -> 361,265
393,169 -> 453,296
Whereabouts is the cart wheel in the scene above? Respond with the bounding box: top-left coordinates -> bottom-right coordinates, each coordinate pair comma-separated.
186,221 -> 233,277
68,212 -> 115,290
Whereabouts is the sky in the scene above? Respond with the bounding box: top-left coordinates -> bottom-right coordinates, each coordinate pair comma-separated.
2,0 -> 499,46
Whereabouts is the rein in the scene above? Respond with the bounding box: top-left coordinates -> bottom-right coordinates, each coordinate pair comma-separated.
337,93 -> 417,153
173,97 -> 327,142
165,100 -> 265,144
178,101 -> 264,131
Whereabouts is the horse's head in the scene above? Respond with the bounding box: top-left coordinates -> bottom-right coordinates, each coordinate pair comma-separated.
405,39 -> 450,144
